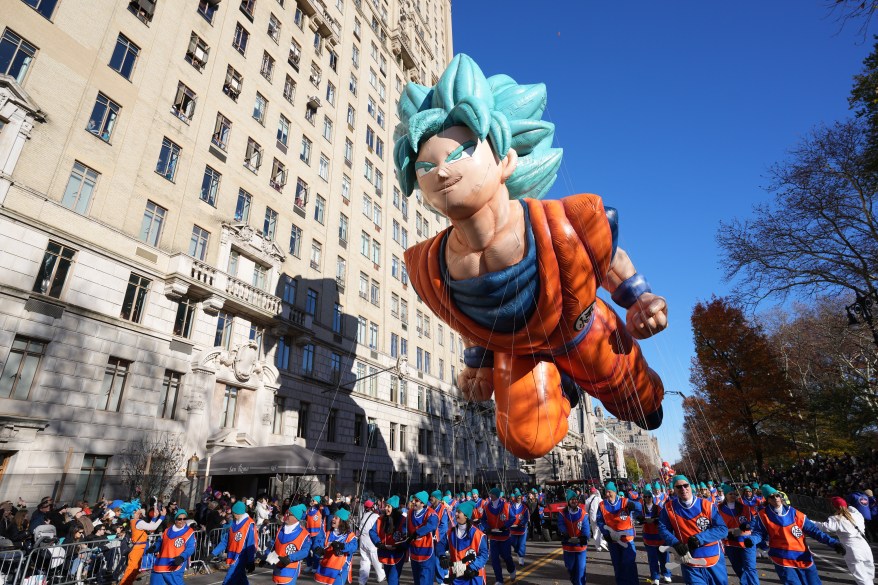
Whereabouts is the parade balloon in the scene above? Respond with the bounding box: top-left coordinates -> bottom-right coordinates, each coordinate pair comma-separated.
394,54 -> 668,459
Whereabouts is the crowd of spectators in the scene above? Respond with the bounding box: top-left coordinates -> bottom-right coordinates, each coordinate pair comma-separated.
762,450 -> 878,499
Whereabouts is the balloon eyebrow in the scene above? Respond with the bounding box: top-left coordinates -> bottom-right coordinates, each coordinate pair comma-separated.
415,161 -> 436,171
445,140 -> 478,163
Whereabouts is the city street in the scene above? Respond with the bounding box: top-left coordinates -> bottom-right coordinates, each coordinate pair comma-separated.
184,537 -> 869,585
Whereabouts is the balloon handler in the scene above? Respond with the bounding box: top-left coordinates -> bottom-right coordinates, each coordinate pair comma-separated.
397,54 -> 668,459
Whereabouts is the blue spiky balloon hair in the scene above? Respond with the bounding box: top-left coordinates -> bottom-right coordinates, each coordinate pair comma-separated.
393,54 -> 562,200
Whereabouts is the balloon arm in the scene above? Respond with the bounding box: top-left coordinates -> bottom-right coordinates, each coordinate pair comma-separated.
604,247 -> 635,293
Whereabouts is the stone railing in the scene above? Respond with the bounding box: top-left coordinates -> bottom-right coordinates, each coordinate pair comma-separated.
226,275 -> 282,315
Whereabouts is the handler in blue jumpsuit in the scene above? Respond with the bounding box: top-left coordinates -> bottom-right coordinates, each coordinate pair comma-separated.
596,481 -> 641,585
751,484 -> 845,585
657,475 -> 729,585
557,489 -> 589,585
436,501 -> 490,585
716,484 -> 760,585
507,489 -> 529,566
636,487 -> 672,585
407,491 -> 439,585
212,501 -> 257,585
149,509 -> 196,585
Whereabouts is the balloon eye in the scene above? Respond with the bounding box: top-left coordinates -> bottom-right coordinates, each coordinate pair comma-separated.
415,162 -> 435,178
445,141 -> 478,164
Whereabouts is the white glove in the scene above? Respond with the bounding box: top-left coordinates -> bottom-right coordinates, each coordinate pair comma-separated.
265,552 -> 279,565
566,537 -> 580,545
452,561 -> 467,577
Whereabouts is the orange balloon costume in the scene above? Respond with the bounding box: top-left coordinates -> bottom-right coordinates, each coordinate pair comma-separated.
405,194 -> 664,459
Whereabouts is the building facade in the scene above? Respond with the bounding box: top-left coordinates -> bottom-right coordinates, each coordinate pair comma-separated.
597,410 -> 662,470
0,0 -> 536,503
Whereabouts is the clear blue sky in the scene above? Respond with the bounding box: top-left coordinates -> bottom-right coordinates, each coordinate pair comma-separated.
450,1 -> 872,463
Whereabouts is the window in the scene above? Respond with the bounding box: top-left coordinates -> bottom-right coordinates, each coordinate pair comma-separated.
252,263 -> 268,290
297,401 -> 309,438
86,93 -> 120,142
197,0 -> 219,22
282,276 -> 297,304
369,322 -> 378,349
300,137 -> 312,164
365,126 -> 375,151
364,159 -> 373,181
223,66 -> 243,100
253,92 -> 267,124
371,240 -> 381,266
293,7 -> 304,27
416,380 -> 423,407
329,50 -> 338,71
390,333 -> 398,357
212,113 -> 232,151
401,227 -> 408,248
315,194 -> 326,224
301,343 -> 314,375
341,175 -> 351,202
276,336 -> 291,369
400,299 -> 408,324
215,311 -> 233,348
305,103 -> 317,124
221,385 -> 238,427
158,371 -> 181,419
327,408 -> 337,441
120,273 -> 151,322
332,302 -> 344,333
139,200 -> 166,246
263,207 -> 278,239
344,139 -> 353,165
185,32 -> 209,71
346,105 -> 355,128
357,315 -> 367,344
272,396 -> 284,434
318,154 -> 329,181
268,13 -> 281,42
244,138 -> 263,171
310,62 -> 321,86
234,188 -> 252,223
171,82 -> 197,122
377,108 -> 385,129
336,257 -> 347,291
369,68 -> 377,88
0,336 -> 46,400
228,251 -> 238,276
354,414 -> 363,446
283,74 -> 296,103
189,225 -> 210,260
352,44 -> 359,68
233,22 -> 250,55
391,255 -> 400,279
74,455 -> 108,505
305,288 -> 318,315
270,158 -> 287,191
109,34 -> 139,79
326,82 -> 335,106
31,241 -> 77,299
391,293 -> 399,316
288,39 -> 302,68
360,232 -> 370,258
349,73 -> 357,95
101,357 -> 129,411
155,137 -> 180,181
338,214 -> 349,244
0,29 -> 37,84
289,224 -> 302,256
199,165 -> 221,206
399,424 -> 407,452
313,32 -> 323,55
61,162 -> 99,215
367,417 -> 378,447
310,240 -> 322,270
323,116 -> 333,142
295,178 -> 309,208
173,297 -> 196,338
240,0 -> 256,18
376,138 -> 384,160
260,51 -> 275,81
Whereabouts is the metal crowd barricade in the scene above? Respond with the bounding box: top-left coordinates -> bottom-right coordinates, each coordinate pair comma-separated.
258,522 -> 281,555
141,528 -> 213,576
0,549 -> 25,585
17,537 -> 116,585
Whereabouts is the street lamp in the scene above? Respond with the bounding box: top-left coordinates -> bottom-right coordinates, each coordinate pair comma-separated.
186,454 -> 199,478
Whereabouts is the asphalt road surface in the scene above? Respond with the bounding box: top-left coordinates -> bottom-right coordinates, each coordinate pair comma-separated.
182,536 -> 873,585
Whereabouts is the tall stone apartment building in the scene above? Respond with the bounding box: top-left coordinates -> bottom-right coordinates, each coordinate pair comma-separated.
595,407 -> 662,476
0,0 -> 601,503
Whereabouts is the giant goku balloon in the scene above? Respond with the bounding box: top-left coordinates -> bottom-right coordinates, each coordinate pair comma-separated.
394,55 -> 668,459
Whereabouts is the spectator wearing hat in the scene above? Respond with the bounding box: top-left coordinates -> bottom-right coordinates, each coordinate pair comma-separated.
29,497 -> 52,533
480,487 -> 515,585
508,489 -> 529,566
271,504 -> 311,585
212,500 -> 257,585
437,501 -> 489,585
370,496 -> 408,585
814,497 -> 873,585
149,509 -> 196,585
120,506 -> 166,585
584,487 -> 606,552
751,484 -> 843,585
597,481 -> 641,585
636,486 -> 671,585
658,475 -> 729,585
357,500 -> 384,585
557,489 -> 589,585
305,496 -> 324,573
407,491 -> 438,585
314,507 -> 357,585
429,491 -> 453,584
716,484 -> 759,585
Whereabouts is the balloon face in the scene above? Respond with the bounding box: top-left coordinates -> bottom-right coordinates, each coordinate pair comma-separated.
414,125 -> 508,220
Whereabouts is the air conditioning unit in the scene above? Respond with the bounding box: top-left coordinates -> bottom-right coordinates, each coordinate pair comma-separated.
307,96 -> 321,108
193,46 -> 207,64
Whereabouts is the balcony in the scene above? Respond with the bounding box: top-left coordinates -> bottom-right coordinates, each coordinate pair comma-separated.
165,253 -> 282,320
391,28 -> 417,70
297,0 -> 322,17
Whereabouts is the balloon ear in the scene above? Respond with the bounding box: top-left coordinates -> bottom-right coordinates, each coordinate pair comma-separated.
501,148 -> 518,183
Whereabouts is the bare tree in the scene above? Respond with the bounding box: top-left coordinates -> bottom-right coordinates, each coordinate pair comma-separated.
827,0 -> 878,37
119,436 -> 187,501
718,119 -> 878,347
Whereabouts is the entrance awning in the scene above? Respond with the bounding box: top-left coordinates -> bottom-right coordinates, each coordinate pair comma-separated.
200,444 -> 340,476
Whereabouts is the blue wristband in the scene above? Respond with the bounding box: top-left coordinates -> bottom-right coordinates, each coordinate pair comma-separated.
463,346 -> 494,368
611,273 -> 651,309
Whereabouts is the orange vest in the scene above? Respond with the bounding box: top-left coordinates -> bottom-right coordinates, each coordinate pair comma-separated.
641,504 -> 663,547
306,508 -> 323,537
272,524 -> 309,584
482,500 -> 511,542
599,497 -> 634,542
757,507 -> 812,568
717,502 -> 755,549
153,526 -> 195,573
447,525 -> 486,583
560,505 -> 588,553
131,519 -> 149,547
663,498 -> 722,567
227,516 -> 255,565
407,507 -> 437,562
314,532 -> 355,584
